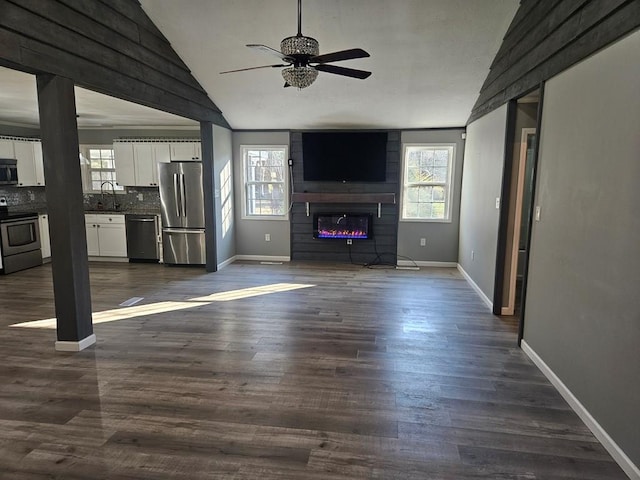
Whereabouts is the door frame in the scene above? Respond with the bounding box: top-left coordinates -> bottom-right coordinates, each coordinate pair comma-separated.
501,127 -> 536,315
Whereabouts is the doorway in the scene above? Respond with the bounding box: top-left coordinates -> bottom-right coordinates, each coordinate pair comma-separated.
493,88 -> 541,331
505,127 -> 536,316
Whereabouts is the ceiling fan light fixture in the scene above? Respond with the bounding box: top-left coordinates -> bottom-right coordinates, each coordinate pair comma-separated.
282,66 -> 318,89
280,35 -> 319,56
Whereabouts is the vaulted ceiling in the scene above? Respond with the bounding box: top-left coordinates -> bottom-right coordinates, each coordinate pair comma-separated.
140,0 -> 518,130
0,1 -> 518,131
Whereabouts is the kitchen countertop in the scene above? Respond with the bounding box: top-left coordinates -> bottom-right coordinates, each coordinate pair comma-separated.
84,209 -> 160,215
22,206 -> 160,216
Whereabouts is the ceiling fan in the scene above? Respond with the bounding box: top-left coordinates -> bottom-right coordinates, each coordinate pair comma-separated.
220,0 -> 371,89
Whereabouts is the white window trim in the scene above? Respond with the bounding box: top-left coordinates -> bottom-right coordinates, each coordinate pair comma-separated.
240,144 -> 289,220
400,143 -> 455,223
80,145 -> 124,194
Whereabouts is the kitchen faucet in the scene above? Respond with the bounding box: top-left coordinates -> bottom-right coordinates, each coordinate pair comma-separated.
100,181 -> 120,211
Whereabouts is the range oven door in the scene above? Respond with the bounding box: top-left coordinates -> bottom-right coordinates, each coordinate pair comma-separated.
0,217 -> 41,256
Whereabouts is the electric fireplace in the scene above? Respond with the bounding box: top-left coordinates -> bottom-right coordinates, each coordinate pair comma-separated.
313,213 -> 373,239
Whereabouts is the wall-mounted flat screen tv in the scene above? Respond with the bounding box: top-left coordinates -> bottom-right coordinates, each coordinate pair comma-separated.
302,131 -> 387,182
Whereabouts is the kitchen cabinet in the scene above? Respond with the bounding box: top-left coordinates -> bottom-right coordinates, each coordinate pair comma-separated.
13,139 -> 44,187
133,143 -> 171,186
113,142 -> 135,186
0,138 -> 14,158
39,214 -> 51,259
170,142 -> 200,161
114,142 -> 171,186
85,214 -> 127,257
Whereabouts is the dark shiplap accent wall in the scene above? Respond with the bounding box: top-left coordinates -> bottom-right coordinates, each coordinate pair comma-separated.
0,0 -> 229,127
289,131 -> 400,264
469,0 -> 640,123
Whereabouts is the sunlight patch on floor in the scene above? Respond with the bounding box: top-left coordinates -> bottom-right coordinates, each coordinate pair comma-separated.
10,282 -> 315,329
191,283 -> 314,302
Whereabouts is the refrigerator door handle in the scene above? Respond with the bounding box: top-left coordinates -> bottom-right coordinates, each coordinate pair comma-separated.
173,173 -> 181,217
180,173 -> 187,219
163,228 -> 204,234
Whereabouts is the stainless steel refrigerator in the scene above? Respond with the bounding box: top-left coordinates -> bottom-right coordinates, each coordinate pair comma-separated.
158,162 -> 206,265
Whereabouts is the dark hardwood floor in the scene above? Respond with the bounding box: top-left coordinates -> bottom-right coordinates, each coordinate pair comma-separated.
0,261 -> 626,479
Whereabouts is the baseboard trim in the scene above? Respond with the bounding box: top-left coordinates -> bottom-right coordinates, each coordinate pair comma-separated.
217,255 -> 237,270
55,334 -> 96,352
397,260 -> 457,268
235,255 -> 291,262
456,264 -> 493,310
521,340 -> 640,480
88,257 -> 128,263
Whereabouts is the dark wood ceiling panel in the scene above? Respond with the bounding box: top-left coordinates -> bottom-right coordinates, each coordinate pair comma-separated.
469,0 -> 640,124
0,1 -> 213,108
28,0 -> 202,89
0,0 -> 228,127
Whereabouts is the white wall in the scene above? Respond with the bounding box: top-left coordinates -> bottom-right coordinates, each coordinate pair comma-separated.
458,104 -> 508,303
232,131 -> 291,259
524,30 -> 640,474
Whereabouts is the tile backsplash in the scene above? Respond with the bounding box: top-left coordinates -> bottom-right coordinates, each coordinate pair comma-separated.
0,186 -> 46,210
0,186 -> 160,213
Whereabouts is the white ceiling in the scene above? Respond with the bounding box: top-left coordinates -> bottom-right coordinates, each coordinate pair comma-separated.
0,66 -> 197,129
0,0 -> 518,131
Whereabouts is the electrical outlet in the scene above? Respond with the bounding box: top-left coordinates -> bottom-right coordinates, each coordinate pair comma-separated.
495,197 -> 500,209
535,205 -> 541,221
265,233 -> 271,242
471,250 -> 475,260
420,238 -> 426,247
137,193 -> 144,201
29,192 -> 35,201
346,239 -> 352,245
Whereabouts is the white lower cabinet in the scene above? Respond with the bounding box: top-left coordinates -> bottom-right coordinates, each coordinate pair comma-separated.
85,214 -> 127,257
38,214 -> 51,259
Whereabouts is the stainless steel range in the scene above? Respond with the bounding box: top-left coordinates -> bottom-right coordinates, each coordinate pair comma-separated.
0,202 -> 42,274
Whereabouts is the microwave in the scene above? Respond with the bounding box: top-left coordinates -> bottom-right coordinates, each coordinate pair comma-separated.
0,158 -> 18,185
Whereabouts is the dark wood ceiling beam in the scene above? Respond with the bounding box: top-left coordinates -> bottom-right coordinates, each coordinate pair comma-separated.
15,35 -> 229,127
0,0 -> 215,111
0,0 -> 228,127
16,0 -> 205,92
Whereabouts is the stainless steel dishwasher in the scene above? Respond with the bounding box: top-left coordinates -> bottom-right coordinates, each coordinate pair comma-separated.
125,214 -> 159,262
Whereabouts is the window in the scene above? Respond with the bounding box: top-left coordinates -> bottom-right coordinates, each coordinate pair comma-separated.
80,146 -> 123,193
401,144 -> 455,221
242,145 -> 288,218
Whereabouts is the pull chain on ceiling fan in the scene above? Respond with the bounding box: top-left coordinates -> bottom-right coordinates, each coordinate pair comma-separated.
220,0 -> 371,89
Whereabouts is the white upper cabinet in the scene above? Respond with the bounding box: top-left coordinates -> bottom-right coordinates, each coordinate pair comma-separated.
114,142 -> 135,186
114,141 -> 181,186
14,139 -> 45,187
0,139 -> 14,158
140,143 -> 171,186
170,142 -> 200,161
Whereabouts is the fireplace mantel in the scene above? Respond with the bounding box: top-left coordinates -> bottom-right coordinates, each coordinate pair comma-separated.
291,192 -> 396,217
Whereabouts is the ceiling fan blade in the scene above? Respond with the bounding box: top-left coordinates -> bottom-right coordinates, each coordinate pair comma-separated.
220,64 -> 287,74
314,64 -> 371,79
311,48 -> 370,64
246,44 -> 293,62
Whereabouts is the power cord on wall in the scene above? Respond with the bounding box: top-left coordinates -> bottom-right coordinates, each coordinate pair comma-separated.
346,235 -> 419,269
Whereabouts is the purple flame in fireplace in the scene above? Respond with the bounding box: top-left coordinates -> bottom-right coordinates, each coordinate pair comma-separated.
314,213 -> 372,239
